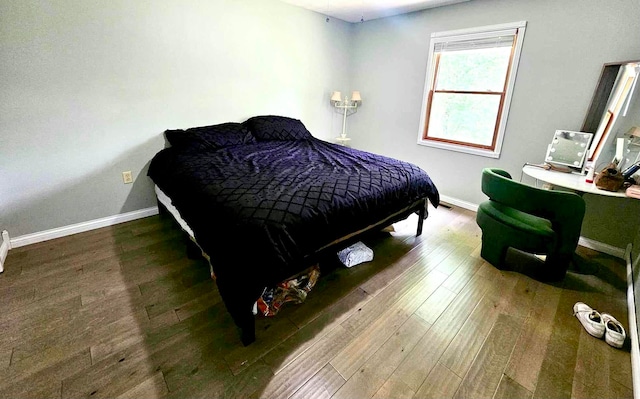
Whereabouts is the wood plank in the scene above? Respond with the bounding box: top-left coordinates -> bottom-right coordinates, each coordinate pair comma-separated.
164,359 -> 272,399
454,314 -> 523,399
371,375 -> 415,399
11,286 -> 147,364
1,349 -> 11,370
289,364 -> 345,399
332,315 -> 429,399
0,286 -> 36,312
343,248 -> 451,336
330,270 -> 446,380
499,274 -> 539,320
63,314 -> 231,399
434,243 -> 477,275
609,335 -> 634,390
89,313 -> 149,363
493,374 -> 533,399
223,315 -> 300,375
357,239 -> 451,299
220,360 -> 275,399
504,282 -> 562,392
414,285 -> 456,325
138,319 -> 239,395
138,262 -> 211,299
259,325 -> 354,399
0,349 -> 91,399
263,287 -> 371,374
532,289 -> 583,399
116,371 -> 168,399
392,272 -> 493,391
413,362 -> 462,399
439,272 -> 519,377
174,290 -> 223,321
148,309 -> 180,330
0,295 -> 82,352
144,280 -> 219,319
571,326 -> 611,399
440,256 -> 485,294
608,378 -> 634,399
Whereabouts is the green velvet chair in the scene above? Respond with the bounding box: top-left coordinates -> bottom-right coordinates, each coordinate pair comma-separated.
476,168 -> 585,280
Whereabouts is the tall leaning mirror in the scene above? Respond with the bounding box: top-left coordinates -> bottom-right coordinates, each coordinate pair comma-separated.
581,60 -> 640,166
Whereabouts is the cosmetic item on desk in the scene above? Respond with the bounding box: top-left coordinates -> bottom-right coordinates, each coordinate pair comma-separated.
585,166 -> 595,183
594,162 -> 624,192
622,161 -> 640,180
626,185 -> 640,199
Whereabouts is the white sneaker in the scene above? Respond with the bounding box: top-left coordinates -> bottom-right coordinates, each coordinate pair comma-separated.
573,302 -> 605,338
602,313 -> 626,348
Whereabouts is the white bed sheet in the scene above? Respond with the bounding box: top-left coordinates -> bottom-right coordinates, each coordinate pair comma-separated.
155,185 -> 196,239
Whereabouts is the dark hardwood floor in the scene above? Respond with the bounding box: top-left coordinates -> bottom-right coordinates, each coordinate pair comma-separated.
0,205 -> 632,398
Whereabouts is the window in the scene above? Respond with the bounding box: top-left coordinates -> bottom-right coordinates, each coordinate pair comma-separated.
417,21 -> 527,158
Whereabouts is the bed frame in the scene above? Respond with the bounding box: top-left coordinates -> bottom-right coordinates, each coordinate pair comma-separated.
156,185 -> 428,345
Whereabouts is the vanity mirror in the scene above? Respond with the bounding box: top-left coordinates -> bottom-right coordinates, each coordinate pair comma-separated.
545,130 -> 593,169
581,60 -> 640,165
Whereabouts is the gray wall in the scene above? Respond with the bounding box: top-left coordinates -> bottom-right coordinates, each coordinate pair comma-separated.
3,0 -> 640,247
0,0 -> 352,237
346,0 -> 640,248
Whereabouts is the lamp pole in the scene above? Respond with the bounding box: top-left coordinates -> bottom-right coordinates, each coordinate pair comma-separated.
331,91 -> 361,144
341,96 -> 350,139
334,96 -> 358,139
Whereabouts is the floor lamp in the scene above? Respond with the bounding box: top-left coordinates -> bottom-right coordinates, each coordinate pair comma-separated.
331,91 -> 362,145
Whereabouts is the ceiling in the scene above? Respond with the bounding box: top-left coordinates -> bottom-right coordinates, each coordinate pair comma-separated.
277,0 -> 471,23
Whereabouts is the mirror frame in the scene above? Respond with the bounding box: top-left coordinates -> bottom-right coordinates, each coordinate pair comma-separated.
545,130 -> 593,169
581,60 -> 640,163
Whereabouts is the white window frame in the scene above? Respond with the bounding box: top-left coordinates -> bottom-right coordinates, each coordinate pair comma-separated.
417,21 -> 527,158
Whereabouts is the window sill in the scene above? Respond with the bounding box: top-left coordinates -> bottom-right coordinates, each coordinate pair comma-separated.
416,138 -> 501,158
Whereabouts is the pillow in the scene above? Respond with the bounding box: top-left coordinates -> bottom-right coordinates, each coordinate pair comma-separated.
165,122 -> 255,150
243,115 -> 312,141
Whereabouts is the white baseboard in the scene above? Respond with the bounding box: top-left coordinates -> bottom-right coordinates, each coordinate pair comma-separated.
0,230 -> 10,273
625,244 -> 640,399
10,207 -> 159,248
578,236 -> 626,259
439,195 -> 479,212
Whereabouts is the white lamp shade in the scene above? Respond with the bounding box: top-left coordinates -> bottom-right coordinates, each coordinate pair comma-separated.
331,91 -> 342,102
351,91 -> 362,102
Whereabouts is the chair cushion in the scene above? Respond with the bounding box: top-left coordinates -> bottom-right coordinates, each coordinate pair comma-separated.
478,201 -> 555,239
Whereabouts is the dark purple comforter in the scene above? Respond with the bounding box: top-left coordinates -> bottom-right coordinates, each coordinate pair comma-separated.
148,137 -> 439,327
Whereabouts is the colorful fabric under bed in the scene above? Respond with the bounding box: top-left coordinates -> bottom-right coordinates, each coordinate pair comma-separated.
257,264 -> 321,317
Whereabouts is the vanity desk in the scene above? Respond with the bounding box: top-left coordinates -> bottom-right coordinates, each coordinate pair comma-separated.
521,165 -> 627,198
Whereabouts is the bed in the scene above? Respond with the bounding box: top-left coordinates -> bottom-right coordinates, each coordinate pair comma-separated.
148,115 -> 440,344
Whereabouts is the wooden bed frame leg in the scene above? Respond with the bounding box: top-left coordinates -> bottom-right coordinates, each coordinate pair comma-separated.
417,201 -> 426,236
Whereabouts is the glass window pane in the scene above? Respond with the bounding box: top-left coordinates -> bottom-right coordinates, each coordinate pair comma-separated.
427,93 -> 501,146
435,46 -> 512,92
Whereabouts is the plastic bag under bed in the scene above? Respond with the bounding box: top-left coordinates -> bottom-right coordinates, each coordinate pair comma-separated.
337,241 -> 374,268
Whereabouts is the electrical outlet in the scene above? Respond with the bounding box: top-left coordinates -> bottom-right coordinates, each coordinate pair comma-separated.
122,171 -> 133,184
